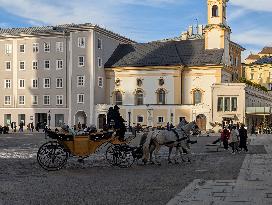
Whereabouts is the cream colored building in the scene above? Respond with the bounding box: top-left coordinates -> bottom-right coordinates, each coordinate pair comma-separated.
0,23 -> 134,128
97,0 -> 249,131
244,47 -> 272,91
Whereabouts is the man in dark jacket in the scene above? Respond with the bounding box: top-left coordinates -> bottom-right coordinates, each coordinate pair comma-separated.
112,105 -> 126,141
239,124 -> 248,152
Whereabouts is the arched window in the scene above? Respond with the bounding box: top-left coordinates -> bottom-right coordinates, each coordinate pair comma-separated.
115,91 -> 122,105
193,90 -> 202,105
212,5 -> 219,17
135,90 -> 144,105
157,89 -> 166,104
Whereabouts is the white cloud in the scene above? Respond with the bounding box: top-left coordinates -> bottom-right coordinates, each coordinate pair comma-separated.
229,0 -> 272,12
232,30 -> 272,47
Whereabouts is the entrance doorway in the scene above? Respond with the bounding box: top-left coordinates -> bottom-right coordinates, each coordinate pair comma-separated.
98,114 -> 106,130
196,114 -> 207,131
75,111 -> 87,127
35,113 -> 47,129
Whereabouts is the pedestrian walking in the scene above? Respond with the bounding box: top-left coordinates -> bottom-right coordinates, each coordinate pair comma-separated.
221,127 -> 230,150
229,125 -> 239,153
19,122 -> 24,133
239,124 -> 248,152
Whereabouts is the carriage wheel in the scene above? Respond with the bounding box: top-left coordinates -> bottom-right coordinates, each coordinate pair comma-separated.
37,141 -> 68,171
117,145 -> 135,168
105,144 -> 121,166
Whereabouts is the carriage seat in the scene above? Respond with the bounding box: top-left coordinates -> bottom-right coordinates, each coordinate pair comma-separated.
89,131 -> 114,141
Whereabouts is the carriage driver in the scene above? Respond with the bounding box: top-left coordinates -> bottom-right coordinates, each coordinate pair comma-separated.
107,105 -> 126,141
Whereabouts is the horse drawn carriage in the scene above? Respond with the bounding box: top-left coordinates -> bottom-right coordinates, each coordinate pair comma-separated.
37,127 -> 143,171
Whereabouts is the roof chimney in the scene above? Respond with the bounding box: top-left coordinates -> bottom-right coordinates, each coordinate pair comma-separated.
188,25 -> 193,36
198,25 -> 203,36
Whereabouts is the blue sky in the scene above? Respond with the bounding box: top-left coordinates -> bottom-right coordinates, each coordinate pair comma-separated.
0,0 -> 271,60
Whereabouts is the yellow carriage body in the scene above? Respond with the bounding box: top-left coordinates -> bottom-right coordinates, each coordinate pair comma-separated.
62,134 -> 125,158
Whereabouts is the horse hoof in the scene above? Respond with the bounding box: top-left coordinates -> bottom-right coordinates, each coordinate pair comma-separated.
142,159 -> 148,165
157,163 -> 162,166
150,161 -> 155,165
168,161 -> 172,164
175,161 -> 179,164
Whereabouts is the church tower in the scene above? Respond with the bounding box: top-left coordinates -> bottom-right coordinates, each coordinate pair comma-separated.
205,0 -> 231,65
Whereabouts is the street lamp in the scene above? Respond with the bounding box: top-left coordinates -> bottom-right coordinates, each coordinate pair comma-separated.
128,111 -> 131,131
48,110 -> 51,129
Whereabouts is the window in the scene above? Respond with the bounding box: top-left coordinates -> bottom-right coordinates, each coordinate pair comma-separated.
32,61 -> 38,70
77,76 -> 85,87
19,44 -> 25,53
56,42 -> 63,52
158,117 -> 164,123
32,95 -> 38,105
78,56 -> 85,67
224,97 -> 231,112
19,79 -> 25,89
5,80 -> 11,88
43,95 -> 50,105
98,57 -> 102,68
4,96 -> 11,105
250,73 -> 254,80
5,61 -> 11,71
56,95 -> 63,105
78,37 -> 86,48
135,90 -> 144,105
43,78 -> 50,88
269,84 -> 272,91
98,38 -> 102,49
33,43 -> 39,53
19,61 -> 25,70
115,91 -> 122,105
258,73 -> 262,79
193,90 -> 202,105
5,44 -> 12,54
44,60 -> 50,70
270,72 -> 272,79
98,77 -> 103,88
56,60 -> 63,70
77,94 -> 84,104
18,96 -> 25,105
157,89 -> 166,104
44,42 -> 50,52
159,78 -> 164,86
137,79 -> 143,87
231,97 -> 237,112
137,116 -> 144,123
212,5 -> 219,17
32,79 -> 38,88
55,114 -> 64,127
217,97 -> 223,112
56,78 -> 63,88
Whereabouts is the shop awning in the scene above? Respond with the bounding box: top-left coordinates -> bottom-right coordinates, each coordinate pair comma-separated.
246,107 -> 271,116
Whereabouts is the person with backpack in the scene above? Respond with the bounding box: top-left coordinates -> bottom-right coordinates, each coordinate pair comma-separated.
221,127 -> 230,150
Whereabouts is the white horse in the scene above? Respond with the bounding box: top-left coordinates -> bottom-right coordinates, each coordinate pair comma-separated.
142,121 -> 200,165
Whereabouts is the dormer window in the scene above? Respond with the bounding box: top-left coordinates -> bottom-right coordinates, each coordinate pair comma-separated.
212,5 -> 219,17
137,79 -> 143,87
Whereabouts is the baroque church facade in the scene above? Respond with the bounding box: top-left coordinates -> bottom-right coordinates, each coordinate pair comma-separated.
95,0 -> 249,130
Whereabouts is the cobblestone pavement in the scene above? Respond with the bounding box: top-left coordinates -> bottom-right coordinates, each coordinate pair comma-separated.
0,133 -> 265,205
167,134 -> 272,205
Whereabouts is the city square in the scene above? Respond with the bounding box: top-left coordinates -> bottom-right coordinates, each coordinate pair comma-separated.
0,132 -> 269,205
0,0 -> 271,204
